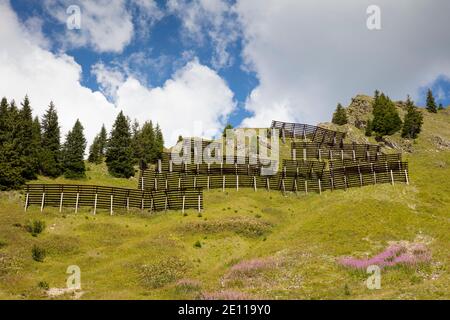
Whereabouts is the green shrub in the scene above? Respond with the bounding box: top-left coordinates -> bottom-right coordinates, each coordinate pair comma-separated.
32,245 -> 46,262
26,219 -> 46,237
38,281 -> 49,290
0,239 -> 7,248
194,240 -> 202,248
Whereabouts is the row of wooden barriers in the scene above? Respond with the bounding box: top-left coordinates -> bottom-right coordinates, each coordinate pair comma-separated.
24,120 -> 410,213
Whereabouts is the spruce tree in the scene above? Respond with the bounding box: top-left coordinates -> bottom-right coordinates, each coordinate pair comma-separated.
131,119 -> 142,163
98,124 -> 108,156
223,124 -> 233,137
17,96 -> 40,180
365,120 -> 372,137
438,103 -> 444,111
401,96 -> 423,139
426,89 -> 437,113
139,121 -> 156,164
154,123 -> 164,162
62,119 -> 87,178
332,103 -> 348,125
0,97 -> 9,145
371,92 -> 402,138
105,111 -> 134,178
88,136 -> 102,164
41,102 -> 62,178
0,99 -> 24,189
88,125 -> 108,164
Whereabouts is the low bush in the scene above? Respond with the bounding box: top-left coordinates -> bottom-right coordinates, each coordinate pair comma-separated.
32,245 -> 46,262
26,220 -> 46,237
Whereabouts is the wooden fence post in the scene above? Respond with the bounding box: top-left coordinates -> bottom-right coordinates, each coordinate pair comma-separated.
292,149 -> 296,160
207,176 -> 210,190
182,195 -> 186,214
253,176 -> 257,191
141,176 -> 144,191
59,192 -> 64,213
304,180 -> 308,194
404,170 -> 409,185
24,192 -> 29,212
75,192 -> 80,213
236,175 -> 239,191
318,179 -> 322,194
110,195 -> 114,215
222,175 -> 226,192
198,193 -> 201,213
40,193 -> 45,212
94,193 -> 98,215
303,148 -> 307,161
390,170 -> 395,185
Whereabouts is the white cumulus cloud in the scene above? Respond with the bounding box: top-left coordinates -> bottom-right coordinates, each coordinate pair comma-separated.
235,0 -> 450,127
115,59 -> 237,146
0,0 -> 236,149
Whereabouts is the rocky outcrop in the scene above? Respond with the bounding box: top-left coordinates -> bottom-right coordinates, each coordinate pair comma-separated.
345,95 -> 374,129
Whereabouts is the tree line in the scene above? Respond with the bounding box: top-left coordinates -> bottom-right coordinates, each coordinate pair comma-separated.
0,96 -> 164,190
332,88 -> 446,139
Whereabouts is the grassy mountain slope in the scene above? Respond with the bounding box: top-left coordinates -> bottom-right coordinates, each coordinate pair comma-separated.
0,110 -> 449,300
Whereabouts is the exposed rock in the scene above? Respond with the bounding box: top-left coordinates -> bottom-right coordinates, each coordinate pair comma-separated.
345,95 -> 374,129
381,136 -> 413,153
345,94 -> 407,129
431,135 -> 450,150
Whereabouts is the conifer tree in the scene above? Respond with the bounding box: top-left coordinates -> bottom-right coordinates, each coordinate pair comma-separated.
223,124 -> 233,137
426,89 -> 437,113
139,121 -> 156,164
62,119 -> 87,178
0,97 -> 9,146
365,120 -> 372,137
105,111 -> 134,178
0,99 -> 24,189
88,136 -> 102,164
40,102 -> 62,178
401,96 -> 423,139
438,103 -> 444,111
154,123 -> 164,162
88,125 -> 108,164
131,119 -> 142,163
98,124 -> 108,156
17,96 -> 40,179
332,103 -> 348,125
371,92 -> 402,138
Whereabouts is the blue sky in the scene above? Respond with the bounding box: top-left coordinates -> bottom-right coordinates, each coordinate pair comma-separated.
1,0 -> 449,146
10,0 -> 257,128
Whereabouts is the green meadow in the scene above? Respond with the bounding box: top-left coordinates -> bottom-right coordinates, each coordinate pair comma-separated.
0,110 -> 449,300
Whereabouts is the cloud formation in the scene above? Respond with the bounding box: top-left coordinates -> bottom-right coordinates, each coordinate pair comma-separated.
235,0 -> 450,127
0,0 -> 236,148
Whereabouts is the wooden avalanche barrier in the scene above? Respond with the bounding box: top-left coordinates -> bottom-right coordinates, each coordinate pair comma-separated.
271,120 -> 346,144
24,184 -> 203,213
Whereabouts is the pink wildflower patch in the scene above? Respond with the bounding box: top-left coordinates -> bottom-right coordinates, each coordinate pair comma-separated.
338,243 -> 431,270
201,290 -> 253,300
